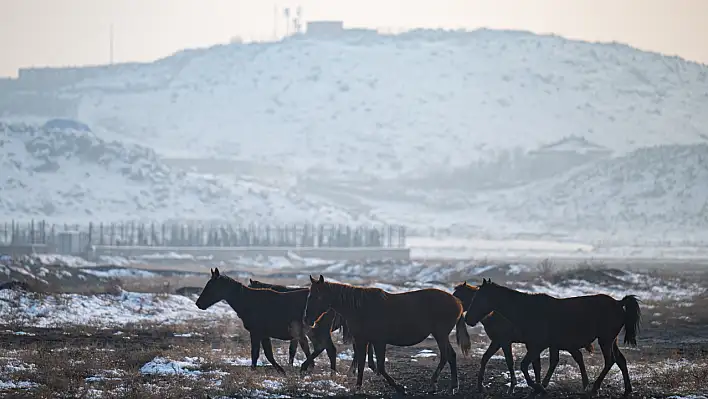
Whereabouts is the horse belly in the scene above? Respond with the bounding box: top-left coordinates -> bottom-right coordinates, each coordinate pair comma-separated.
388,331 -> 431,347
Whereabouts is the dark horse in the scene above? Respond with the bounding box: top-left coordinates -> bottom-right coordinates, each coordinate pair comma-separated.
453,281 -> 594,393
196,269 -> 339,374
465,279 -> 641,398
304,275 -> 471,395
248,278 -> 376,373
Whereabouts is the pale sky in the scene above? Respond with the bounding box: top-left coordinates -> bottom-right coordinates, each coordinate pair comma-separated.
1,0 -> 707,78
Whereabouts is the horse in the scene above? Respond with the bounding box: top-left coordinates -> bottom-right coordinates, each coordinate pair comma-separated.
195,268 -> 338,374
464,278 -> 641,398
304,275 -> 471,395
248,278 -> 377,373
453,281 -> 594,394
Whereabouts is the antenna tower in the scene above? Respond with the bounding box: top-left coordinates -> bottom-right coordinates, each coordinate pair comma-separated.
109,24 -> 114,64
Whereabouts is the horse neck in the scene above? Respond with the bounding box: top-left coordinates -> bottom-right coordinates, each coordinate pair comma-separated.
485,286 -> 529,324
327,284 -> 371,320
221,279 -> 250,314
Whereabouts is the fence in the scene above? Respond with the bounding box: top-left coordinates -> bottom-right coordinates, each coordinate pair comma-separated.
0,220 -> 407,253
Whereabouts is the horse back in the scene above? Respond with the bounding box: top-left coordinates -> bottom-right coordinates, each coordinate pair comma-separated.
388,288 -> 463,320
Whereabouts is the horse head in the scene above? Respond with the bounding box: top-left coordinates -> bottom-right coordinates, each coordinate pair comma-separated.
464,278 -> 496,326
303,274 -> 329,327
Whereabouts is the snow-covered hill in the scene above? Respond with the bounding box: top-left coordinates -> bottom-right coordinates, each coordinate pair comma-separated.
355,143 -> 708,242
4,29 -> 708,244
0,122 -> 375,225
71,29 -> 708,180
490,144 -> 708,240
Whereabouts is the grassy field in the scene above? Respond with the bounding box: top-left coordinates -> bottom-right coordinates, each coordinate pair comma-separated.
1,258 -> 707,398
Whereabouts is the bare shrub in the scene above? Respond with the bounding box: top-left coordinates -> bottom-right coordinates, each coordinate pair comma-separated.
536,258 -> 556,279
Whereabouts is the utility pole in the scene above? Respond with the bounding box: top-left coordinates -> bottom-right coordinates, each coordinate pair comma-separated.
273,5 -> 278,40
109,24 -> 114,64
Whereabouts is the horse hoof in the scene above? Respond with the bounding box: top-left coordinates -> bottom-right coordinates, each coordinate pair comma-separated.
532,383 -> 547,395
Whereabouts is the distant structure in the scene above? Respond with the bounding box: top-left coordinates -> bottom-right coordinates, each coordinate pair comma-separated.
306,21 -> 344,36
305,21 -> 377,39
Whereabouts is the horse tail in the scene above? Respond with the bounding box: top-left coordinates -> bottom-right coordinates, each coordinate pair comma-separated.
455,314 -> 471,357
620,295 -> 641,347
342,320 -> 353,345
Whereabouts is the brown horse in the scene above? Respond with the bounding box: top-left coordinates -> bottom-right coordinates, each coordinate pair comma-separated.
453,281 -> 594,393
248,278 -> 377,373
304,275 -> 471,395
196,269 -> 338,374
465,279 -> 641,398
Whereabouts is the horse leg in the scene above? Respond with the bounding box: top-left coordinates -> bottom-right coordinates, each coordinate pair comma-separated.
478,341 -> 502,393
373,342 -> 406,395
322,333 -> 338,375
299,335 -> 314,369
347,350 -> 357,375
250,334 -> 262,370
300,347 -> 326,372
532,356 -> 542,385
612,341 -> 632,397
520,346 -> 547,397
500,342 -> 516,395
260,337 -> 286,374
429,333 -> 452,394
353,337 -> 368,390
541,347 -> 560,388
288,339 -> 298,366
570,348 -> 590,391
447,341 -> 459,394
588,338 -> 616,398
367,342 -> 377,374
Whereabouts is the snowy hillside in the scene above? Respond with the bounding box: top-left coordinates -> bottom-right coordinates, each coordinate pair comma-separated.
72,29 -> 708,180
0,122 -> 375,225
324,143 -> 708,242
489,144 -> 708,237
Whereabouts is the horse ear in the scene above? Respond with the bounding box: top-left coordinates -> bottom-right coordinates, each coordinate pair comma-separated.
318,274 -> 325,283
482,278 -> 488,285
210,268 -> 214,277
214,268 -> 220,277
464,280 -> 467,286
309,275 -> 317,284
249,278 -> 253,284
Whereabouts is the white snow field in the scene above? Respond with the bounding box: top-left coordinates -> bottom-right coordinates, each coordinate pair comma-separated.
3,28 -> 708,246
0,122 -> 375,225
73,29 -> 708,176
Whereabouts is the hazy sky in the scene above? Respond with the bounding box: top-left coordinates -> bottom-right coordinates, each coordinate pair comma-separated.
1,0 -> 707,77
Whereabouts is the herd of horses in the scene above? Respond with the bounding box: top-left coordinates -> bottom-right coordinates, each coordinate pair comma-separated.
195,268 -> 641,397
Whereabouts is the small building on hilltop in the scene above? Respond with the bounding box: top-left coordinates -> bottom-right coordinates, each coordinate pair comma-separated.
306,21 -> 344,37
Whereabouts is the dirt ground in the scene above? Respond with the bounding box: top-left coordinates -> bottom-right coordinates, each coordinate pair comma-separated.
1,296 -> 707,399
1,261 -> 707,398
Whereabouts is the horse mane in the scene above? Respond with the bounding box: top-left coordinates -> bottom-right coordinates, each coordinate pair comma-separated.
485,281 -> 553,300
250,279 -> 286,289
454,282 -> 479,292
323,281 -> 388,311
